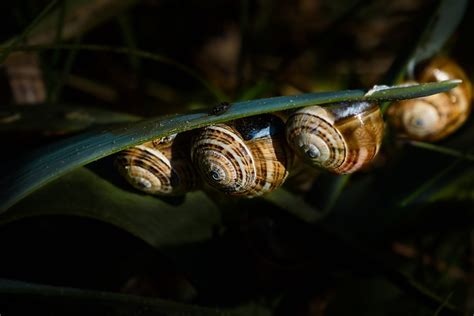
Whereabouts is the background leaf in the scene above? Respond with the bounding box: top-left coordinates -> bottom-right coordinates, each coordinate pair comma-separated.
0,165 -> 221,249
409,0 -> 469,70
381,0 -> 468,86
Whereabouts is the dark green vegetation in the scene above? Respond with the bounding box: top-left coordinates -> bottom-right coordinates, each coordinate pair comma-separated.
0,0 -> 473,315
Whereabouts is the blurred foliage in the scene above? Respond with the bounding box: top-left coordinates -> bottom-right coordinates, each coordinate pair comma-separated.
0,0 -> 474,315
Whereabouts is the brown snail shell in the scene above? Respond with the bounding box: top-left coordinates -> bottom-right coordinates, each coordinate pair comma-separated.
115,133 -> 199,195
5,52 -> 46,105
285,101 -> 384,174
191,114 -> 293,197
387,57 -> 473,141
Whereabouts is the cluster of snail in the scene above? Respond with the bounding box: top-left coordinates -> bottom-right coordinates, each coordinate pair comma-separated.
115,57 -> 472,198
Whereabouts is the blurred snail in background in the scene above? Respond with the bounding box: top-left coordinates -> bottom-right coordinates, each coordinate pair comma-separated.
387,57 -> 473,141
115,133 -> 199,195
4,52 -> 47,105
285,101 -> 384,174
191,114 -> 293,197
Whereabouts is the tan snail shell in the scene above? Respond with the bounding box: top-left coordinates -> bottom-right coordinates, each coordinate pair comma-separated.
115,133 -> 199,195
285,101 -> 384,174
191,114 -> 293,197
387,57 -> 473,141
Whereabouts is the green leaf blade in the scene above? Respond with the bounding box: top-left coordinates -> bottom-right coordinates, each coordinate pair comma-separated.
0,81 -> 459,212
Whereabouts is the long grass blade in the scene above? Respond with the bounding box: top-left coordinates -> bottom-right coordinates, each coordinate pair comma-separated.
0,81 -> 459,212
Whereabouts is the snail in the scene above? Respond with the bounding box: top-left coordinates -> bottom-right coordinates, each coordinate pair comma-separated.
115,133 -> 199,195
285,101 -> 384,174
191,114 -> 293,197
387,57 -> 472,141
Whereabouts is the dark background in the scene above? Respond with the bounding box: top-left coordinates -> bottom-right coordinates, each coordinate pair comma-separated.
0,1 -> 473,315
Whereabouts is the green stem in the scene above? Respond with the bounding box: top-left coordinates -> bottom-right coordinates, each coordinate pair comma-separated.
117,14 -> 140,71
46,0 -> 67,104
50,37 -> 82,103
386,270 -> 460,315
407,140 -> 474,161
399,160 -> 460,207
399,140 -> 474,206
323,174 -> 350,212
434,292 -> 455,316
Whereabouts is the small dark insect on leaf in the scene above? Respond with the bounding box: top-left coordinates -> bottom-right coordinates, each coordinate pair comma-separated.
209,101 -> 231,116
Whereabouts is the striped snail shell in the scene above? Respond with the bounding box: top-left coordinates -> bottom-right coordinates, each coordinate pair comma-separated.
387,57 -> 473,141
115,133 -> 199,195
285,101 -> 384,174
191,114 -> 293,197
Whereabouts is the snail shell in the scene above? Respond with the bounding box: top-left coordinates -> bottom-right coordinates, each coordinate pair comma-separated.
286,101 -> 384,174
5,52 -> 46,104
191,114 -> 293,197
115,133 -> 199,195
387,57 -> 472,141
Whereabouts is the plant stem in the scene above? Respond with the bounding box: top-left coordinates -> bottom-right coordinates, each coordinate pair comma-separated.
399,160 -> 459,207
407,140 -> 474,162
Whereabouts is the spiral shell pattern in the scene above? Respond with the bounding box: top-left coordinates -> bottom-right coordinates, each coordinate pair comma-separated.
387,57 -> 472,141
115,134 -> 198,195
191,114 -> 293,197
286,102 -> 384,174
